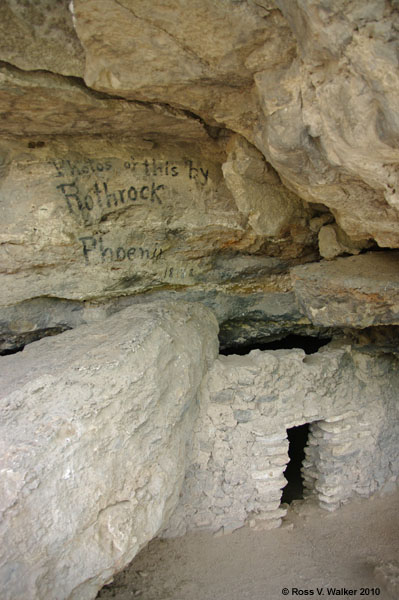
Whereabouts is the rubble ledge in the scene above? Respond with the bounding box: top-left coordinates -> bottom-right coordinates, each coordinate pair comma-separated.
291,252 -> 399,327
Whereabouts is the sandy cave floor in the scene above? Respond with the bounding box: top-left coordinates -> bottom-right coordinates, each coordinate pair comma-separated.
97,491 -> 399,600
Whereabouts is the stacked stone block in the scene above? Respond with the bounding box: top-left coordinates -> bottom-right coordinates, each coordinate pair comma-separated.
303,414 -> 358,509
164,344 -> 399,537
248,431 -> 289,530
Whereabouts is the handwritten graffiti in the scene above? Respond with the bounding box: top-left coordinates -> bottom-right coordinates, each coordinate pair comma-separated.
52,156 -> 210,220
79,235 -> 163,265
50,157 -> 209,185
57,180 -> 165,216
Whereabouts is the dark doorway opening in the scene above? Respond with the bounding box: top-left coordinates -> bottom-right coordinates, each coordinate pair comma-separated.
281,423 -> 310,504
220,334 -> 331,356
0,326 -> 71,356
0,345 -> 25,356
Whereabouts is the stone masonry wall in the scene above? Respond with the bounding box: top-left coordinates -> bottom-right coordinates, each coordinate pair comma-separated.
1,298 -> 398,599
163,344 -> 399,537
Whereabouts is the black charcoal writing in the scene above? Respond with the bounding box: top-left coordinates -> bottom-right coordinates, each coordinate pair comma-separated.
79,236 -> 163,265
53,156 -> 211,219
56,182 -> 82,214
51,158 -> 113,177
58,180 -> 165,216
141,158 -> 179,177
162,266 -> 195,279
185,160 -> 209,185
51,157 -> 209,184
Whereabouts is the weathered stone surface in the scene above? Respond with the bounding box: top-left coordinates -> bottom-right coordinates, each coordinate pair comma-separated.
0,136 -> 237,305
0,62 -> 210,138
0,6 -> 399,596
318,224 -> 372,260
0,297 -> 87,354
291,252 -> 399,327
71,0 -> 294,139
374,560 -> 399,600
0,134 -> 319,312
49,0 -> 399,249
1,1 -> 399,252
0,0 -> 84,77
254,0 -> 399,248
0,301 -> 219,600
0,284 -> 318,354
164,343 -> 399,536
222,135 -> 313,247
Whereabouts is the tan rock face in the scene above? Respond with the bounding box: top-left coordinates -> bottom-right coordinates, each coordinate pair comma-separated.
318,224 -> 372,260
222,136 -> 309,239
1,5 -> 399,599
1,0 -> 399,342
57,0 -> 399,249
0,301 -> 219,600
0,62 -> 210,138
71,0 -> 295,138
255,0 -> 399,247
291,252 -> 399,327
0,0 -> 84,76
0,136 -> 234,304
0,0 -> 399,253
0,132 -> 318,308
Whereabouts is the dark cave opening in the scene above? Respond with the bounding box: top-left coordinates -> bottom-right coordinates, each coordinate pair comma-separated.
281,423 -> 310,505
0,345 -> 25,356
0,326 -> 72,356
220,334 -> 332,356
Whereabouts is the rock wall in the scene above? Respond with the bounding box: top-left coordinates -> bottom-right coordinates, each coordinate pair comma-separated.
1,2 -> 399,599
0,301 -> 218,600
2,301 -> 398,599
1,0 -> 399,351
38,0 -> 399,249
163,343 -> 399,537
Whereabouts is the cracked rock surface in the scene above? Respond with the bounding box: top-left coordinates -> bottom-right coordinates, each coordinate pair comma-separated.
1,0 -> 399,348
1,2 -> 399,599
0,301 -> 218,600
